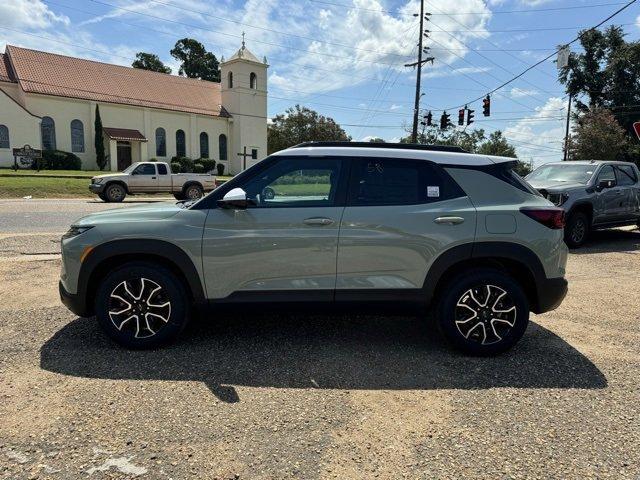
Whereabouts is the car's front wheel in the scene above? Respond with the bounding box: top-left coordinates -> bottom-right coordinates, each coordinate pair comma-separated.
95,262 -> 189,348
565,211 -> 589,248
104,183 -> 126,203
436,269 -> 529,355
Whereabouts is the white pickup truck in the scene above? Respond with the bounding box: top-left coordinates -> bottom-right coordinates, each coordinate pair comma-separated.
89,162 -> 216,202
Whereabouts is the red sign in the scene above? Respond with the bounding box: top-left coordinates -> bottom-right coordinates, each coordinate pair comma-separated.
634,122 -> 640,140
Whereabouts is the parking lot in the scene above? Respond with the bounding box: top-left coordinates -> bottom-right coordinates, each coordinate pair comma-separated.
0,199 -> 639,479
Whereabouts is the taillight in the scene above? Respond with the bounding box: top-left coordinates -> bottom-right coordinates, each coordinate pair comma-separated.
520,207 -> 565,229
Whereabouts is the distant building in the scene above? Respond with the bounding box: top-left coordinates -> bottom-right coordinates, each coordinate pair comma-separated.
0,42 -> 268,173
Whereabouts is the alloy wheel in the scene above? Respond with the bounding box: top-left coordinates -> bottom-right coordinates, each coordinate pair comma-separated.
108,277 -> 172,339
570,219 -> 586,244
186,187 -> 202,199
108,185 -> 125,201
454,284 -> 517,345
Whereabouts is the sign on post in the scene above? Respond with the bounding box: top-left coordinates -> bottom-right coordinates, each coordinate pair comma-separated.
633,122 -> 640,141
12,145 -> 43,171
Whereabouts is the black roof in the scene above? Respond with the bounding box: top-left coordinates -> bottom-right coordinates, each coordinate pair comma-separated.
291,141 -> 468,153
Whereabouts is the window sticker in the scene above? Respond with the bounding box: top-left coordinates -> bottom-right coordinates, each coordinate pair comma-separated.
427,186 -> 440,198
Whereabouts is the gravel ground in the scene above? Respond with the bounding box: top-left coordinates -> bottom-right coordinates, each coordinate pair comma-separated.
0,228 -> 638,479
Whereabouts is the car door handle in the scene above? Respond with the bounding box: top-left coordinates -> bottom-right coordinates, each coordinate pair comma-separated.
434,216 -> 465,225
303,217 -> 334,226
151,176 -> 157,179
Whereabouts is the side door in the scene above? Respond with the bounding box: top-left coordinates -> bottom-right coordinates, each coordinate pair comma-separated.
593,165 -> 624,224
128,163 -> 158,192
335,157 -> 476,297
615,165 -> 639,222
201,156 -> 347,300
156,163 -> 172,191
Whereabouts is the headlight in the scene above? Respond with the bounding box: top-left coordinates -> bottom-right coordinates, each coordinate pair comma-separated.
62,225 -> 94,240
92,178 -> 104,184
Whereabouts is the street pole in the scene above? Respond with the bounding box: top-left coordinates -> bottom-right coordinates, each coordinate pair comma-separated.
563,94 -> 572,161
411,0 -> 425,144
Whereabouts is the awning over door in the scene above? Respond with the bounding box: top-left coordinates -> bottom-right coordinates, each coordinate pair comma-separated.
102,127 -> 147,142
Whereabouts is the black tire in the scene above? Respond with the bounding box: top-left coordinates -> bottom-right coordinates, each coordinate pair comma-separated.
436,268 -> 530,356
564,211 -> 589,248
95,262 -> 190,349
173,193 -> 186,200
183,184 -> 204,200
104,183 -> 126,203
98,193 -> 108,202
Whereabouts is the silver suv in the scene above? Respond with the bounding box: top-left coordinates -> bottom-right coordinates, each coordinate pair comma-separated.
59,142 -> 568,355
526,160 -> 640,248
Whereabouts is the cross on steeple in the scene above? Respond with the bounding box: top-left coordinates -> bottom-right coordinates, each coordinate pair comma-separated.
241,31 -> 246,49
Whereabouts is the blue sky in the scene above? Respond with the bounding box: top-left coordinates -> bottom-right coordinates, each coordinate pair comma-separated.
1,0 -> 639,165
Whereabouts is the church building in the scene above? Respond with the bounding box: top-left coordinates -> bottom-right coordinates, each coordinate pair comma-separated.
0,41 -> 268,174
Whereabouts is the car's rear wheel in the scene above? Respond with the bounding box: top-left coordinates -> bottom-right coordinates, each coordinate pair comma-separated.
95,262 -> 189,349
565,211 -> 589,248
436,269 -> 529,355
105,183 -> 126,203
184,184 -> 204,200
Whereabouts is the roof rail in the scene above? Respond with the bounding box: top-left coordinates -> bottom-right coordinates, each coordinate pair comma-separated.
291,141 -> 469,153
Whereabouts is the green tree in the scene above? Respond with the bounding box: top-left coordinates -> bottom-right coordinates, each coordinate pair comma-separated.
267,105 -> 351,154
568,108 -> 629,161
170,39 -> 220,82
132,52 -> 172,74
94,105 -> 107,171
368,137 -> 385,143
477,131 -> 516,157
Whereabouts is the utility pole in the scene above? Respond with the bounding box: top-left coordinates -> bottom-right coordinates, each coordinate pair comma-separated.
563,94 -> 572,161
405,0 -> 433,143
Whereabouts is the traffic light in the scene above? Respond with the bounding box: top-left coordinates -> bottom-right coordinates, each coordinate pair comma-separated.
426,111 -> 432,126
466,106 -> 475,126
440,111 -> 451,130
458,108 -> 465,126
483,95 -> 491,117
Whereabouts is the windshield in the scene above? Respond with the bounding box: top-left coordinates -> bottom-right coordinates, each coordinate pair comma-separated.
526,164 -> 595,184
122,162 -> 141,174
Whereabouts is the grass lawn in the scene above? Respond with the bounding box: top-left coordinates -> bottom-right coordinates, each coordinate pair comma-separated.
0,169 -> 103,178
0,176 -> 93,198
273,184 -> 330,196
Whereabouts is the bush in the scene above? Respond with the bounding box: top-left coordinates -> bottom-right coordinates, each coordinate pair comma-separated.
198,158 -> 216,172
148,157 -> 158,162
216,163 -> 225,176
193,162 -> 205,173
36,150 -> 82,170
171,156 -> 194,173
170,162 -> 182,173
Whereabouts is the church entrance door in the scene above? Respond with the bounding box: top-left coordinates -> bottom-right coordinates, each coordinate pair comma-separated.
116,141 -> 132,171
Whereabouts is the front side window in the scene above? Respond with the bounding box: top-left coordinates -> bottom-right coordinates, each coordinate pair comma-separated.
200,132 -> 209,158
616,165 -> 637,186
219,134 -> 227,160
239,157 -> 342,208
70,119 -> 84,153
155,128 -> 166,157
41,116 -> 56,151
597,165 -> 616,184
0,125 -> 9,148
348,158 -> 464,206
176,129 -> 186,157
133,163 -> 156,175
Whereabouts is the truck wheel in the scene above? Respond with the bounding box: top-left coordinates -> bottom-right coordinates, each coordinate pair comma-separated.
98,193 -> 108,202
564,211 -> 589,248
435,268 -> 529,356
184,184 -> 204,200
173,193 -> 186,200
105,183 -> 126,203
94,262 -> 189,349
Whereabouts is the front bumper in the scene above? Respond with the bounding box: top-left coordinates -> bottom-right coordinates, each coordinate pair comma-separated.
59,280 -> 91,317
89,183 -> 105,194
533,276 -> 568,314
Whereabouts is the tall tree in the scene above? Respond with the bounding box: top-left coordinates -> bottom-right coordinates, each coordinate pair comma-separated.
568,108 -> 629,161
170,39 -> 220,82
268,105 -> 351,154
132,52 -> 172,74
477,131 -> 517,157
94,105 -> 107,171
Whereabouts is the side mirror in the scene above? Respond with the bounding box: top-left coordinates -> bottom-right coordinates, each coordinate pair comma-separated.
597,179 -> 615,190
217,187 -> 254,209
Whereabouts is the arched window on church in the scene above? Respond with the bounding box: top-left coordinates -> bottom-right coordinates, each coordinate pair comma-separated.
176,129 -> 186,157
0,125 -> 9,149
155,128 -> 166,157
41,116 -> 56,151
250,72 -> 257,89
228,71 -> 233,88
200,132 -> 209,158
219,134 -> 227,161
70,120 -> 85,153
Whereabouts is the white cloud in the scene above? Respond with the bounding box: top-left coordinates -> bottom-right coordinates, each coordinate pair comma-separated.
510,87 -> 539,99
423,66 -> 491,79
504,97 -> 568,167
636,14 -> 640,29
389,104 -> 402,111
0,0 -> 69,29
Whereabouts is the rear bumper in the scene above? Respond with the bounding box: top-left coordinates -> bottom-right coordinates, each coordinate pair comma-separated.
59,280 -> 91,317
533,276 -> 568,314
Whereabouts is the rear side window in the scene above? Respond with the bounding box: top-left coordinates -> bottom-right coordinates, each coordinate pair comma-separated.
488,163 -> 540,196
348,158 -> 465,206
157,164 -> 168,175
616,165 -> 637,186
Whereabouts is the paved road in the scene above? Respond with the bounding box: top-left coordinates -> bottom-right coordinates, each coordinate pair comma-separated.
0,228 -> 639,478
0,198 -> 173,234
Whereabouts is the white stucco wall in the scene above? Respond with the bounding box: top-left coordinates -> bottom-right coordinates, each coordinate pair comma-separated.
0,84 -> 41,168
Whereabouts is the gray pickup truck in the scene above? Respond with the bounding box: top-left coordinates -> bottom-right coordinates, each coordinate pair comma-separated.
89,161 -> 216,202
526,160 -> 640,247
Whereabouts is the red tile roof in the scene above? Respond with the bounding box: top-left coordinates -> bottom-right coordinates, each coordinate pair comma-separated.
0,54 -> 15,83
103,127 -> 148,142
5,45 -> 227,117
